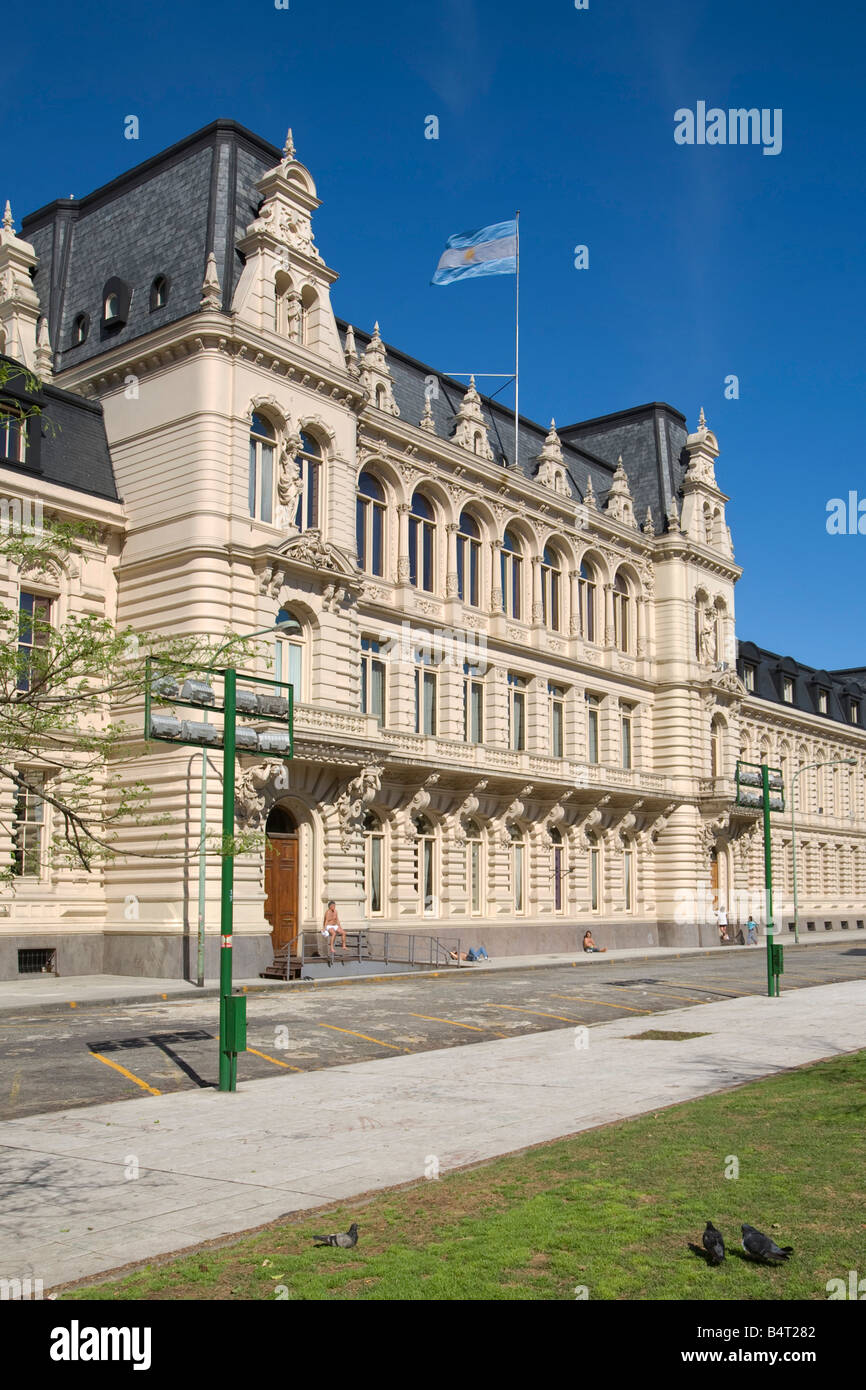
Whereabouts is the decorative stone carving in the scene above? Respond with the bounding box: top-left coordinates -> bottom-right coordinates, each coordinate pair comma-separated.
360,322 -> 400,416
451,376 -> 494,459
534,420 -> 571,494
343,324 -> 360,378
334,764 -> 384,849
200,253 -> 222,311
604,456 -> 637,528
235,762 -> 288,828
584,475 -> 598,510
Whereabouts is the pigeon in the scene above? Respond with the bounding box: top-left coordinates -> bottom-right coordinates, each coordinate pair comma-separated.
702,1221 -> 725,1265
312,1222 -> 359,1249
741,1224 -> 793,1262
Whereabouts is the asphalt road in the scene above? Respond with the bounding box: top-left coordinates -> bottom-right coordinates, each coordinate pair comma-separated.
2,943 -> 865,1121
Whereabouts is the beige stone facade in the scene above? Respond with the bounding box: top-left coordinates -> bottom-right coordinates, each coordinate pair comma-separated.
1,127 -> 865,978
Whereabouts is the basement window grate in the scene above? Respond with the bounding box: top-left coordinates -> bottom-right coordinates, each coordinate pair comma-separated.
18,948 -> 56,975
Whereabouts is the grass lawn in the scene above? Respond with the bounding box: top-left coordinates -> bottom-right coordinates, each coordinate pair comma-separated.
63,1050 -> 866,1301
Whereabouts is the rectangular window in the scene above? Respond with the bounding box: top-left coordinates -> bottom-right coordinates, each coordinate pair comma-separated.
361,636 -> 386,726
508,673 -> 527,752
13,771 -> 45,877
586,693 -> 600,764
621,706 -> 633,770
743,664 -> 755,692
783,678 -> 794,703
624,850 -> 633,911
18,591 -> 51,693
851,701 -> 860,724
549,683 -> 565,758
469,839 -> 481,915
818,690 -> 828,714
463,664 -> 484,744
590,846 -> 599,911
368,834 -> 382,914
414,655 -> 437,735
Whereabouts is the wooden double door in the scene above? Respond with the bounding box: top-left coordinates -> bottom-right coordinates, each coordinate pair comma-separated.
264,832 -> 299,953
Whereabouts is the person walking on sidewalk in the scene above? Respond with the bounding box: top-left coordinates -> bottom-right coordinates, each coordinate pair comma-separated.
746,915 -> 759,946
716,904 -> 729,942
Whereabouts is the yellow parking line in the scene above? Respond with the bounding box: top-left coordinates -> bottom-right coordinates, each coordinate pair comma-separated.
409,1012 -> 509,1038
481,1002 -> 583,1024
89,1050 -> 161,1096
545,991 -> 652,1015
318,1022 -> 411,1053
246,1046 -> 302,1072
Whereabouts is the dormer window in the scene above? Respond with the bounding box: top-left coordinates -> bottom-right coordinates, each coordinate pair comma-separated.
101,277 -> 132,328
149,275 -> 170,310
743,664 -> 755,692
782,678 -> 794,703
851,700 -> 860,724
72,313 -> 89,346
0,404 -> 27,464
818,689 -> 829,714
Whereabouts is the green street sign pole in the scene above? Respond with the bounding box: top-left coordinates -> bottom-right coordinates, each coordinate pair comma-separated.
219,667 -> 237,1092
761,763 -> 778,998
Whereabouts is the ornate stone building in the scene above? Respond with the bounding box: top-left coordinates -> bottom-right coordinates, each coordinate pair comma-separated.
1,120 -> 864,978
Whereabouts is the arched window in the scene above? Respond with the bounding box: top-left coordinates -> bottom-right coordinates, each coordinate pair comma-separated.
510,824 -> 526,914
71,313 -> 89,346
578,561 -> 596,642
150,276 -> 169,311
409,491 -> 436,592
465,818 -> 484,916
500,528 -> 523,619
414,815 -> 436,916
375,384 -> 386,409
300,286 -> 317,345
274,608 -> 304,700
291,431 -> 322,532
249,412 -> 276,523
613,572 -> 630,653
710,717 -> 724,778
473,430 -> 483,455
104,292 -> 120,321
356,471 -> 386,576
540,546 -> 561,631
457,511 -> 481,606
364,810 -> 385,916
550,826 -> 565,914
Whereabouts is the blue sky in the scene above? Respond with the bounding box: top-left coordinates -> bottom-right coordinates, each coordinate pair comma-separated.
6,0 -> 865,666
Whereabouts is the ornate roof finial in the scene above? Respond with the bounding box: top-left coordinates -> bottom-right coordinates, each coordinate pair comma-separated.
698,406 -> 706,429
642,505 -> 655,536
2,200 -> 13,232
419,394 -> 437,433
283,128 -> 296,162
35,316 -> 53,378
344,324 -> 359,377
584,474 -> 597,509
200,251 -> 222,311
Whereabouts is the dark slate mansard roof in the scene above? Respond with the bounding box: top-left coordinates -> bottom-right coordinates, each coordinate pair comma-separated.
0,355 -> 118,501
738,641 -> 866,731
21,120 -> 281,375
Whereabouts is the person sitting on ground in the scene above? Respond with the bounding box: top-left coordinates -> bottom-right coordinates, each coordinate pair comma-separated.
321,900 -> 347,955
583,931 -> 607,954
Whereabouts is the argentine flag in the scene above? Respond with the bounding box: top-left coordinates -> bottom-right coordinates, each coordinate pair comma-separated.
431,219 -> 517,286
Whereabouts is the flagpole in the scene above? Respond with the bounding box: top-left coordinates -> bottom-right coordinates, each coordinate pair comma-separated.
514,210 -> 520,468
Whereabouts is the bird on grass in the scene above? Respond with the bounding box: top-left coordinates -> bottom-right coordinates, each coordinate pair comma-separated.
312,1222 -> 359,1249
741,1224 -> 793,1263
702,1221 -> 725,1265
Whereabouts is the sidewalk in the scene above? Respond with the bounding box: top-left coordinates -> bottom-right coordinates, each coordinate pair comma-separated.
0,928 -> 860,1017
0,978 -> 863,1292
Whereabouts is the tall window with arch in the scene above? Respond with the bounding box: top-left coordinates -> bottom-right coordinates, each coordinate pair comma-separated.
550,826 -> 565,914
578,561 -> 596,642
710,716 -> 724,778
510,825 -> 526,914
291,431 -> 321,532
465,819 -> 484,916
364,810 -> 385,916
408,491 -> 436,592
613,572 -> 630,653
274,608 -> 303,702
540,546 -> 562,631
249,412 -> 276,523
500,529 -> 523,619
456,511 -> 481,606
414,815 -> 436,916
356,471 -> 386,576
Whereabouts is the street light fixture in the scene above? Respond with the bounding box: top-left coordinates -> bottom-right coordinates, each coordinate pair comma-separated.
790,758 -> 857,944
